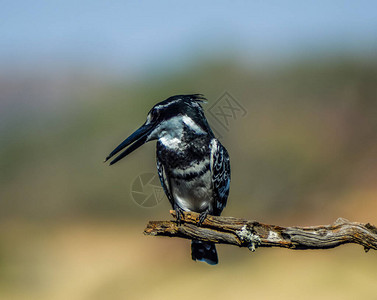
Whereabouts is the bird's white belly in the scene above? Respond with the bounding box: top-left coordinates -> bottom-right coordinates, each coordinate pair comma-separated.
171,171 -> 214,213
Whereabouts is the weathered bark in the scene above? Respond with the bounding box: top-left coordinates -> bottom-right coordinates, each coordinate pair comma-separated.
144,211 -> 377,252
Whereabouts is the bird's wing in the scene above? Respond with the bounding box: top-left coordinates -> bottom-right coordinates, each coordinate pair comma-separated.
210,139 -> 231,216
156,157 -> 174,207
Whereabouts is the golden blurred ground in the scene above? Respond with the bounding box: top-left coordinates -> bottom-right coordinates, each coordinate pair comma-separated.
0,211 -> 376,300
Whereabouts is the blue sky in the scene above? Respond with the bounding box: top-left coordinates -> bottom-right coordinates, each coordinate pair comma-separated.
1,1 -> 377,73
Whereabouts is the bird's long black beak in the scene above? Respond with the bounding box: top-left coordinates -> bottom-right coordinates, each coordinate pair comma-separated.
105,122 -> 154,165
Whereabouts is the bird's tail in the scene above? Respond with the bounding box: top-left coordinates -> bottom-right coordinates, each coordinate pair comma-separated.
191,240 -> 218,265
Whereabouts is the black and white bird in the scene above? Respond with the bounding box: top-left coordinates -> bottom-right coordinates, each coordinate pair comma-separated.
105,94 -> 230,265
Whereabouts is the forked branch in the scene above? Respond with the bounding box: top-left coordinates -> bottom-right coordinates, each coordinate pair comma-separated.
144,211 -> 377,252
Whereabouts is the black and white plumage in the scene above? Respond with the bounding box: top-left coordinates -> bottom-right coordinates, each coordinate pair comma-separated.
105,94 -> 230,265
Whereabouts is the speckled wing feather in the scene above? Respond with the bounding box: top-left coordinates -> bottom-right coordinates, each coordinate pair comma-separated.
211,140 -> 231,216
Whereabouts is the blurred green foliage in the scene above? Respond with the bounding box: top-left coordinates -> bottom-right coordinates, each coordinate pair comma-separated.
0,57 -> 376,222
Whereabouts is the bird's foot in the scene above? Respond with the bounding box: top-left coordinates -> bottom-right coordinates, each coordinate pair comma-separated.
174,205 -> 185,225
198,211 -> 209,226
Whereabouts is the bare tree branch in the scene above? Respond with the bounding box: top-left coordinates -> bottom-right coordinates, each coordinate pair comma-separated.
144,211 -> 377,252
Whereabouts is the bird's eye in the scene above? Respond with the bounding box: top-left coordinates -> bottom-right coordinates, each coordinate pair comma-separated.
152,109 -> 159,120
148,109 -> 159,123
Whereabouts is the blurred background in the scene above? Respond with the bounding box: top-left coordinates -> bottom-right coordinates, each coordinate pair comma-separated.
1,1 -> 377,299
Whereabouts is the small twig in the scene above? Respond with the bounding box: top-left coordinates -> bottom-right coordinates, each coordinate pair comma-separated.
144,211 -> 377,252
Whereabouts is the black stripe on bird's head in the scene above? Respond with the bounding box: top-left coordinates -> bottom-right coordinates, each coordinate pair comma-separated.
105,94 -> 212,165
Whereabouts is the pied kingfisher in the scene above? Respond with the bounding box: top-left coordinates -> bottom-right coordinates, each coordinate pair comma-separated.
105,94 -> 230,265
